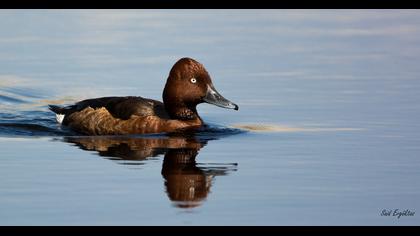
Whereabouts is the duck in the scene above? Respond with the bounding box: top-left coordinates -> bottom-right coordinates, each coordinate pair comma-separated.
49,57 -> 238,135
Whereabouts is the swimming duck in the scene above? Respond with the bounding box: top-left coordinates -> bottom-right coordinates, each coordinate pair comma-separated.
49,57 -> 238,135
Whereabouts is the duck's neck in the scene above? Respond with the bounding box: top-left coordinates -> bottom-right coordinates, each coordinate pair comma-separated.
165,103 -> 202,121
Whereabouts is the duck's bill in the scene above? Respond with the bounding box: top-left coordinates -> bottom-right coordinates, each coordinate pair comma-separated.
203,85 -> 239,110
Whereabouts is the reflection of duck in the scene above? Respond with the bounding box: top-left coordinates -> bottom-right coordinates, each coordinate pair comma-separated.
63,134 -> 237,208
162,148 -> 211,208
65,135 -> 204,162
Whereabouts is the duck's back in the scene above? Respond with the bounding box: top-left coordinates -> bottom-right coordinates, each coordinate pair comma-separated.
50,96 -> 169,124
79,96 -> 170,120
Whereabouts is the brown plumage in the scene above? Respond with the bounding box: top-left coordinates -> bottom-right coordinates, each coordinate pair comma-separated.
49,57 -> 238,135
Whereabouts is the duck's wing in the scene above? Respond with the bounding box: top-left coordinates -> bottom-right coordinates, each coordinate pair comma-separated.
49,96 -> 169,121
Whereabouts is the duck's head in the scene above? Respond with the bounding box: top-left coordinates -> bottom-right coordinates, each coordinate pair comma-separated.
163,57 -> 238,120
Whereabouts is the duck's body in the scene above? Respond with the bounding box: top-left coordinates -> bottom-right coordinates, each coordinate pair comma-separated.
50,96 -> 202,135
49,58 -> 238,135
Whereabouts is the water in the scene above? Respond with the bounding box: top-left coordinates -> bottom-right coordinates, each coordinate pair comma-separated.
1,10 -> 420,225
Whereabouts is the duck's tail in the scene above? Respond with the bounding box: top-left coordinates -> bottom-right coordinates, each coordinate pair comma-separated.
48,105 -> 64,114
48,105 -> 66,124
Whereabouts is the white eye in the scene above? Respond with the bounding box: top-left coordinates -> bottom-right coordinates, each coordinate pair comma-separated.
190,78 -> 197,84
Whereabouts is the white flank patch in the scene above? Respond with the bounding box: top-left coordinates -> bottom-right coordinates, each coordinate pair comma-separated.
56,114 -> 65,124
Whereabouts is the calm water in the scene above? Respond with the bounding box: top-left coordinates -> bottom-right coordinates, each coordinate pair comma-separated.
1,10 -> 420,225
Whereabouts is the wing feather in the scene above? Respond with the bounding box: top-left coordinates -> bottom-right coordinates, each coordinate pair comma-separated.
49,96 -> 169,122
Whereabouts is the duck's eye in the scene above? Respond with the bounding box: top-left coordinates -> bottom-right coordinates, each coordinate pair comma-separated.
190,78 -> 197,84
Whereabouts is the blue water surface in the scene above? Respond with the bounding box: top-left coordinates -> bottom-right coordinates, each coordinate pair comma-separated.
0,10 -> 419,225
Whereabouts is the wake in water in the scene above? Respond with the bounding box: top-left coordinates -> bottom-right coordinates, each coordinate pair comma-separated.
0,84 -> 72,136
232,123 -> 364,132
0,108 -> 75,136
